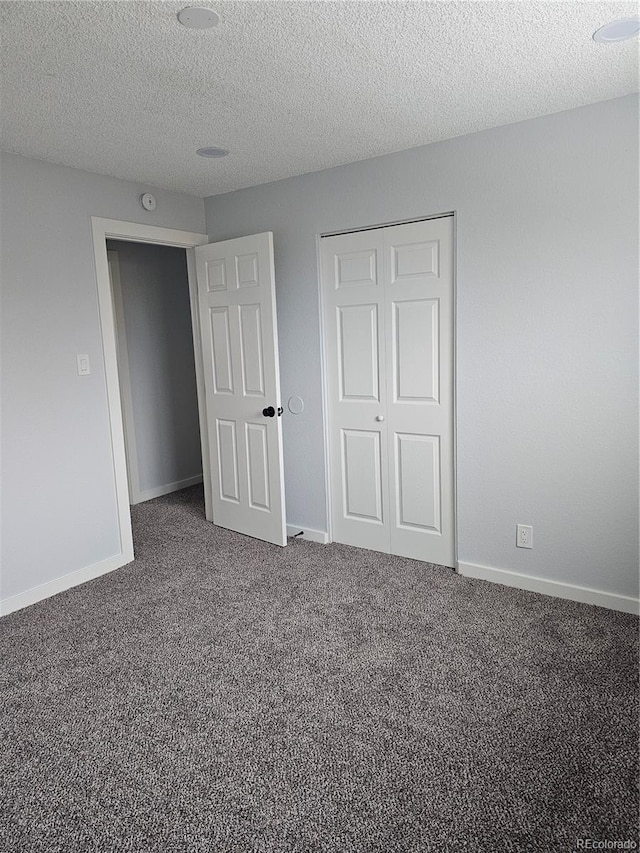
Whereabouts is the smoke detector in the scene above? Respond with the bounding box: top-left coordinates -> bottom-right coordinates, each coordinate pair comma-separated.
196,147 -> 229,158
593,17 -> 640,42
177,7 -> 220,29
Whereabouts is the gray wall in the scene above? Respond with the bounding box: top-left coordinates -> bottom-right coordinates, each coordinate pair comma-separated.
0,152 -> 205,601
107,240 -> 202,499
204,95 -> 639,599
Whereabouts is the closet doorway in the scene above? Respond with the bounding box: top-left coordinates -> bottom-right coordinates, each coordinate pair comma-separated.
107,241 -> 203,506
92,218 -> 210,568
320,215 -> 456,568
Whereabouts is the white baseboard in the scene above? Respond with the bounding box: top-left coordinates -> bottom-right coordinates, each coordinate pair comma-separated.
0,550 -> 133,617
286,525 -> 329,544
457,561 -> 639,615
132,474 -> 203,505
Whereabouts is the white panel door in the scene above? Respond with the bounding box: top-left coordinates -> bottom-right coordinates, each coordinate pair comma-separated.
321,217 -> 455,567
384,218 -> 454,566
195,232 -> 286,546
322,229 -> 389,553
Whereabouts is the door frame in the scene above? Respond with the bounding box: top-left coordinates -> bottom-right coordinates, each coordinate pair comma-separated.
106,248 -> 141,504
316,212 -> 458,567
91,217 -> 211,567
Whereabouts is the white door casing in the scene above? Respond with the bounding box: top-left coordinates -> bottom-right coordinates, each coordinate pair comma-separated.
195,232 -> 287,546
92,218 -> 210,572
321,216 -> 455,567
107,249 -> 141,503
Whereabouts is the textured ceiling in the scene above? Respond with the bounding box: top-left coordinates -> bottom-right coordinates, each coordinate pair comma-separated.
0,1 -> 638,198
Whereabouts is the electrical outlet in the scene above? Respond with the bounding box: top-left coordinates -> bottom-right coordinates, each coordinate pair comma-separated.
516,524 -> 533,549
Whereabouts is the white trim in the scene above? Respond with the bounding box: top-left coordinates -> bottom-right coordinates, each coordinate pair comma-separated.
108,243 -> 211,512
133,475 -> 204,505
286,525 -> 329,544
107,249 -> 142,503
186,249 -> 214,522
451,212 -> 459,568
315,233 -> 334,544
92,218 -> 208,249
458,560 -> 640,615
91,218 -> 209,590
321,211 -> 455,239
0,553 -> 130,617
92,222 -> 136,570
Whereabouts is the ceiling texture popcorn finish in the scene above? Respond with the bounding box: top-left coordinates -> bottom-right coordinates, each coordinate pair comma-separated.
0,1 -> 638,198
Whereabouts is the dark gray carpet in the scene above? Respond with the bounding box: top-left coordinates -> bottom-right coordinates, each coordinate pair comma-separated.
1,486 -> 638,852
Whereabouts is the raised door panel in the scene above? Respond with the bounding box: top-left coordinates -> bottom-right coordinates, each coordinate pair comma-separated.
395,433 -> 441,533
393,299 -> 439,403
209,307 -> 235,395
246,423 -> 271,511
205,258 -> 228,292
216,419 -> 240,504
239,304 -> 265,397
334,248 -> 378,289
390,239 -> 439,286
236,252 -> 260,288
337,304 -> 380,402
341,429 -> 383,524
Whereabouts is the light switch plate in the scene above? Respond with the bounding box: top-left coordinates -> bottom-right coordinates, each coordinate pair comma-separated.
77,354 -> 91,375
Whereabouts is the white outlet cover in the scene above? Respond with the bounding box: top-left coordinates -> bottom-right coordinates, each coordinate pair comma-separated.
516,523 -> 533,549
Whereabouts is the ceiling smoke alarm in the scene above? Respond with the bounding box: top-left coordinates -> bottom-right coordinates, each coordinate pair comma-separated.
593,17 -> 640,43
177,7 -> 220,30
140,192 -> 156,211
196,147 -> 229,158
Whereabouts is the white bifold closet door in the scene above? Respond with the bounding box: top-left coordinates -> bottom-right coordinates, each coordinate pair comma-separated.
321,216 -> 455,567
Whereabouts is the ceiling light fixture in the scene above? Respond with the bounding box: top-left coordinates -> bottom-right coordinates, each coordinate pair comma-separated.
593,17 -> 640,42
196,147 -> 230,158
177,7 -> 220,29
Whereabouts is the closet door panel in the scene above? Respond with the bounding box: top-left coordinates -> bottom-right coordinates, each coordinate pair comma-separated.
384,218 -> 455,567
321,230 -> 389,553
